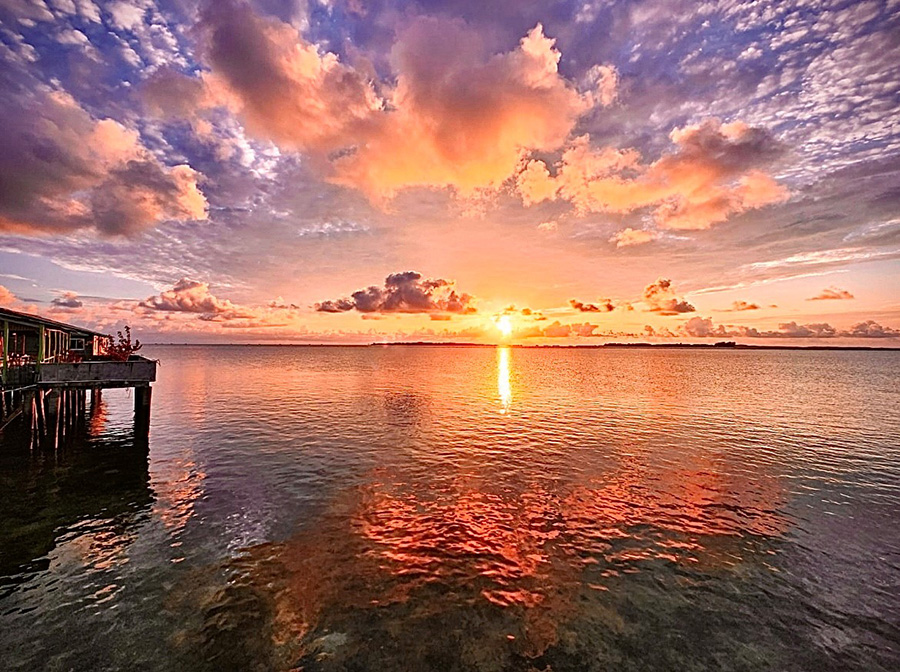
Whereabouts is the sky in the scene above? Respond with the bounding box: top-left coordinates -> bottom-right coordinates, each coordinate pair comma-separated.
0,0 -> 898,344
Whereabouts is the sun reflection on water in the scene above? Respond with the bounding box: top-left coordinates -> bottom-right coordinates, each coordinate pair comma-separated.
498,346 -> 512,413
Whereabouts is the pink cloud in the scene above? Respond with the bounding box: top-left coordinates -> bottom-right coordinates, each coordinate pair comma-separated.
585,64 -> 619,107
139,278 -> 256,321
195,0 -> 381,154
0,89 -> 207,236
51,291 -> 83,309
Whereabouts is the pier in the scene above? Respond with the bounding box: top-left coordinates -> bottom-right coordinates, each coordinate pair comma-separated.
0,308 -> 156,448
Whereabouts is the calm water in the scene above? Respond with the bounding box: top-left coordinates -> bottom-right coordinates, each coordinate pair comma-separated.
1,346 -> 899,671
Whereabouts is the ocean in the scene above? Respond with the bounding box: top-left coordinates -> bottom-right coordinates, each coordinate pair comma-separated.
1,345 -> 899,670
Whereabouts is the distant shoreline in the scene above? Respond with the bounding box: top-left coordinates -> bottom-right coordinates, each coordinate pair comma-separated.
143,341 -> 900,351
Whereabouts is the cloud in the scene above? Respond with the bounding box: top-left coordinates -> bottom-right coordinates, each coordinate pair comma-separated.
842,321 -> 900,339
518,119 -> 789,230
710,317 -> 838,339
610,227 -> 658,247
681,316 -> 728,338
807,287 -> 854,301
193,0 -> 381,154
143,67 -> 213,119
315,271 -> 476,315
774,321 -> 838,338
106,1 -> 146,31
139,278 -> 253,319
51,291 -> 83,308
728,300 -> 760,311
130,279 -> 307,330
0,85 -> 207,236
585,64 -> 619,107
332,19 -> 594,199
681,316 -> 835,339
679,317 -> 899,340
642,278 -> 695,314
148,4 -> 602,201
520,320 -> 598,338
0,285 -> 17,306
499,305 -> 546,321
747,248 -> 896,273
266,297 -> 299,310
569,298 -> 614,312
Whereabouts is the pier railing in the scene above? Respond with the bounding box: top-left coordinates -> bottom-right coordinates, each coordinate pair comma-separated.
37,356 -> 156,387
3,364 -> 37,387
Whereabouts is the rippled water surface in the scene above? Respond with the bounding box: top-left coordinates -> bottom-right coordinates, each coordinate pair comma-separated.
2,345 -> 900,671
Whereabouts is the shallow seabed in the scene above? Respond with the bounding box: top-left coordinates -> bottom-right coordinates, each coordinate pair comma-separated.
2,345 -> 899,671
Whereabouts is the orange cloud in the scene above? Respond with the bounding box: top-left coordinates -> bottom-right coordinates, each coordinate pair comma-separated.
518,119 -> 789,230
642,278 -> 696,315
149,5 -> 604,202
0,285 -> 17,306
569,298 -> 615,313
807,287 -> 854,300
332,19 -> 592,199
728,300 -> 760,311
610,227 -> 659,247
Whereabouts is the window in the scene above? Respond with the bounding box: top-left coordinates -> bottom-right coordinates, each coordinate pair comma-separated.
70,338 -> 85,350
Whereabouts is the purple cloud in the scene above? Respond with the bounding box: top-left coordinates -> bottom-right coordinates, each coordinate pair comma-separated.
316,272 -> 476,315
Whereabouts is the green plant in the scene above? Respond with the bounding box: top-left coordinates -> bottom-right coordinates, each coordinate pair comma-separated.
105,326 -> 142,361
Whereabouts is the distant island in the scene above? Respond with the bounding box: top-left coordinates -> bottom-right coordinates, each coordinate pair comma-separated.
369,341 -> 900,351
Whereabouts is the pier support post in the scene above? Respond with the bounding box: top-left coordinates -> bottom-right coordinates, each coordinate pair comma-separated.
134,385 -> 152,444
35,389 -> 46,443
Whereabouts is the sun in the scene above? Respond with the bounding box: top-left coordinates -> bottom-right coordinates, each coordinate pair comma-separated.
497,314 -> 513,338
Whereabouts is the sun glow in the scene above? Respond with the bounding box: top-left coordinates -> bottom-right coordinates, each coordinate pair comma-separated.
497,314 -> 513,338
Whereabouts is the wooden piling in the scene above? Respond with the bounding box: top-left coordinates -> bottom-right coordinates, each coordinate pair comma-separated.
134,385 -> 152,444
54,391 -> 61,451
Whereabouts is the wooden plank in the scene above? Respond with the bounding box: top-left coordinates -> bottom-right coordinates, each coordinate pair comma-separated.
0,405 -> 22,432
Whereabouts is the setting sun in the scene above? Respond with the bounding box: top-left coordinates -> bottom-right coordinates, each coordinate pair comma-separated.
497,315 -> 513,338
